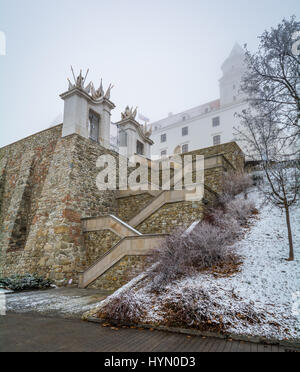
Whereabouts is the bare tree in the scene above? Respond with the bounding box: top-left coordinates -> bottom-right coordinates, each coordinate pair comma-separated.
237,113 -> 300,261
262,160 -> 299,261
241,16 -> 300,148
236,17 -> 300,261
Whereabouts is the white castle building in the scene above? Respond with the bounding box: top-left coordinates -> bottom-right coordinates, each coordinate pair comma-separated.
59,44 -> 248,161
149,43 -> 248,157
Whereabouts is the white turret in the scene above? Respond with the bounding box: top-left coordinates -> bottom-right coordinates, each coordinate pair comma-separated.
117,106 -> 154,159
219,43 -> 247,107
60,67 -> 115,149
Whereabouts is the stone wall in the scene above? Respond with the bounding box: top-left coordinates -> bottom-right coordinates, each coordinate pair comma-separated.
135,185 -> 217,235
117,193 -> 154,222
88,255 -> 148,291
204,167 -> 224,194
0,126 -> 119,284
0,124 -> 242,290
187,141 -> 245,171
83,230 -> 120,268
0,158 -> 8,225
137,201 -> 204,234
0,126 -> 62,278
183,142 -> 244,194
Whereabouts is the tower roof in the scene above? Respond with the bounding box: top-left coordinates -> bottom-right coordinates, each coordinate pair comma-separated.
229,43 -> 244,57
221,43 -> 245,72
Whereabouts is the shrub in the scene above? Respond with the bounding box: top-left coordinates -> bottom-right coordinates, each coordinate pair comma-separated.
148,222 -> 239,291
222,170 -> 253,201
205,205 -> 240,233
148,169 -> 255,290
225,198 -> 256,226
0,274 -> 53,291
162,285 -> 261,331
98,289 -> 145,324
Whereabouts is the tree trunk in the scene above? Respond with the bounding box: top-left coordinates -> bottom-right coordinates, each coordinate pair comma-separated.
284,203 -> 294,261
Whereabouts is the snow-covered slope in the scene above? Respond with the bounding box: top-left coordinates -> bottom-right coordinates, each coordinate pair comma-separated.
95,190 -> 300,341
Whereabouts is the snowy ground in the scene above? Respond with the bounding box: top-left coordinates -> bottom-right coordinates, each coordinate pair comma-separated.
4,288 -> 110,318
95,190 -> 300,341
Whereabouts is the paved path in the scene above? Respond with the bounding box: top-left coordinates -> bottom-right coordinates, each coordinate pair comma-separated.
0,313 -> 295,352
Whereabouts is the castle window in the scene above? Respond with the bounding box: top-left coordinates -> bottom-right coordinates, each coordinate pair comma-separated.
136,140 -> 144,155
212,117 -> 220,127
182,144 -> 189,153
161,134 -> 167,143
213,135 -> 221,146
89,110 -> 100,143
182,126 -> 188,136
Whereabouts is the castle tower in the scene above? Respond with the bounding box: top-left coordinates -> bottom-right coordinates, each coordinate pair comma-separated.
116,106 -> 154,159
219,43 -> 246,107
60,69 -> 115,149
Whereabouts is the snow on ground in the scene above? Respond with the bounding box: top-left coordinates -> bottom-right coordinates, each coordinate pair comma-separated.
97,190 -> 300,341
5,288 -> 110,318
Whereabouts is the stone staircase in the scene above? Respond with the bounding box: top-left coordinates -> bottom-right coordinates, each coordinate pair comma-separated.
78,153 -> 235,290
129,189 -> 193,227
79,187 -> 202,289
79,233 -> 167,288
82,214 -> 142,238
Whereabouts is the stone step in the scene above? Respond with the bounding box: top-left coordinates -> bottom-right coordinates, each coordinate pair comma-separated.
79,234 -> 168,288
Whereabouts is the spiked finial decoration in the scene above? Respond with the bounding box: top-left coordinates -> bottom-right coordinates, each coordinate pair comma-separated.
67,67 -> 113,101
121,106 -> 138,120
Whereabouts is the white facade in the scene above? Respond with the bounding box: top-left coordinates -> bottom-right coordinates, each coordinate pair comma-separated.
116,118 -> 154,159
60,70 -> 115,149
150,44 -> 248,157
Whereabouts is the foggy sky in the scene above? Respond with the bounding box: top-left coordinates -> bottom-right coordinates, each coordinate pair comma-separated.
0,0 -> 299,147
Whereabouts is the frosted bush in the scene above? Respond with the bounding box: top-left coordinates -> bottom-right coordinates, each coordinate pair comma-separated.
148,222 -> 239,290
226,199 -> 256,226
221,170 -> 253,202
162,284 -> 261,331
148,170 -> 255,290
99,289 -> 145,324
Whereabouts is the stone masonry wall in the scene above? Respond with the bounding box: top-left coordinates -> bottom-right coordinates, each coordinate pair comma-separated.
204,167 -> 224,194
0,158 -> 8,226
136,186 -> 217,235
137,201 -> 204,234
187,141 -> 245,171
88,255 -> 148,291
83,230 -> 120,269
0,127 -> 119,284
117,193 -> 154,223
0,126 -> 62,278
